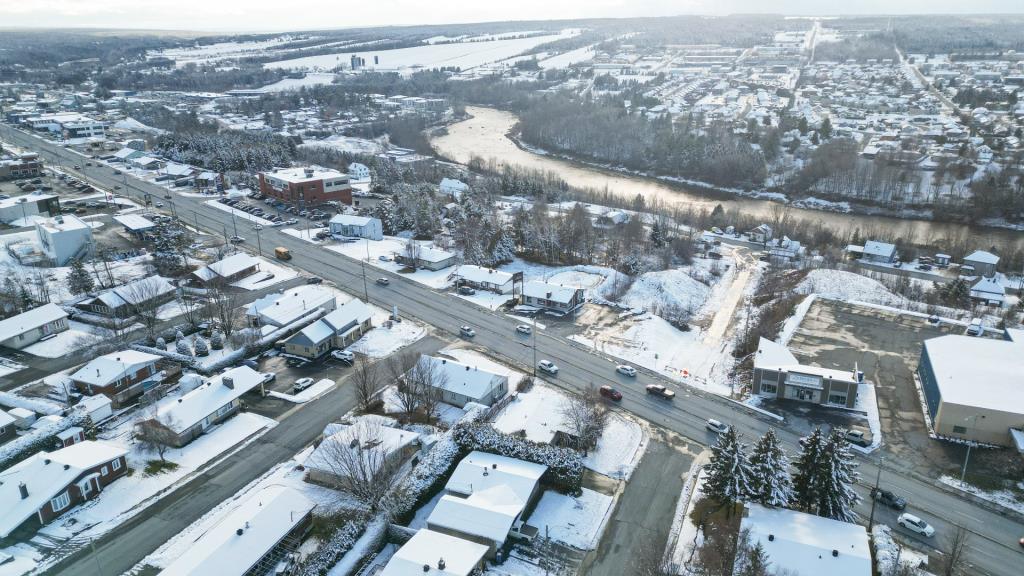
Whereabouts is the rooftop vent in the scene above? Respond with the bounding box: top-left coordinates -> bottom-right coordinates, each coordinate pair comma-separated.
832,550 -> 839,557
18,482 -> 28,499
438,558 -> 446,570
422,565 -> 430,573
768,534 -> 774,542
236,528 -> 244,536
223,376 -> 234,389
44,459 -> 51,465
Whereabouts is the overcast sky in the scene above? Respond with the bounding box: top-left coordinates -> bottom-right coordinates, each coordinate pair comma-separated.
2,0 -> 1022,32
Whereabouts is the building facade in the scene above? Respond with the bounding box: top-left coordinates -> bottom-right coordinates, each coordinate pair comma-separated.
258,166 -> 352,207
752,338 -> 861,408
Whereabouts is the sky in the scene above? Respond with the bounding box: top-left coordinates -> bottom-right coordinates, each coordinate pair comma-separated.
1,0 -> 1022,32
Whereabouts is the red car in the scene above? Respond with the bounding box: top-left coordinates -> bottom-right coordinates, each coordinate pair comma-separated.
599,385 -> 622,401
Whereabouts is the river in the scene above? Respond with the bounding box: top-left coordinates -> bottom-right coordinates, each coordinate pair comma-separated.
431,106 -> 1024,252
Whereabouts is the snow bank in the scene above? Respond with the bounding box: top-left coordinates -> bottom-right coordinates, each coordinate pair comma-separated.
268,378 -> 334,403
796,269 -> 899,306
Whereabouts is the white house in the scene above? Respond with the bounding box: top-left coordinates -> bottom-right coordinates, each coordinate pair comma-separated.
963,250 -> 1000,277
0,303 -> 69,350
347,162 -> 371,181
149,366 -> 265,447
245,285 -> 336,328
381,529 -> 488,576
328,214 -> 383,241
34,214 -> 93,266
191,253 -> 260,285
860,240 -> 898,264
439,178 -> 468,199
417,355 -> 509,408
282,298 -> 373,359
304,420 -> 420,487
453,265 -> 514,294
520,280 -> 585,315
970,275 -> 1006,307
396,245 -> 457,271
741,503 -> 871,576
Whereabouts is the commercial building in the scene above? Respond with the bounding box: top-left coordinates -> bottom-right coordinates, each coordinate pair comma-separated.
245,285 -> 336,328
258,166 -> 352,207
520,281 -> 585,315
752,337 -> 862,408
328,214 -> 383,241
0,194 -> 60,224
34,214 -> 93,265
0,153 -> 43,181
0,303 -> 69,350
453,265 -> 515,294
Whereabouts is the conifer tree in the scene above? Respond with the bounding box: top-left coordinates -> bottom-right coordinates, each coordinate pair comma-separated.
703,426 -> 751,513
814,429 -> 861,522
791,426 -> 825,512
67,259 -> 95,295
746,428 -> 793,508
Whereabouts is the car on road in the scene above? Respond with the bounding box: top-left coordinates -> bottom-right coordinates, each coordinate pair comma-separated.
538,360 -> 559,375
646,384 -> 675,399
376,277 -> 390,286
292,377 -> 315,393
871,488 -> 907,510
516,324 -> 532,335
706,419 -> 730,434
599,385 -> 622,401
928,315 -> 940,324
897,513 -> 935,537
616,364 -> 637,377
253,224 -> 264,231
113,170 -> 122,175
306,276 -> 323,284
330,350 -> 354,364
457,286 -> 477,296
459,326 -> 476,338
229,236 -> 245,243
113,185 -> 122,190
285,219 -> 298,225
916,263 -> 933,271
73,165 -> 81,169
164,193 -> 172,199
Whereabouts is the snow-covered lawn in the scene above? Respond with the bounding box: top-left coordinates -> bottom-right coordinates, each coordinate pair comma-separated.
23,321 -> 108,358
872,524 -> 933,576
665,467 -> 708,573
585,413 -> 648,481
326,236 -> 455,289
231,257 -> 299,290
348,317 -> 425,358
281,226 -> 327,243
299,135 -> 384,155
797,269 -> 900,306
455,290 -> 514,310
527,488 -> 614,550
939,476 -> 1024,516
268,378 -> 335,403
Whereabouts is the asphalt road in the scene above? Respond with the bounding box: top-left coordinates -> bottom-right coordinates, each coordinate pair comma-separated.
5,125 -> 1022,576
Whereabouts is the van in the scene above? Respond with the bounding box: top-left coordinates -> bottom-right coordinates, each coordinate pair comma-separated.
966,318 -> 983,336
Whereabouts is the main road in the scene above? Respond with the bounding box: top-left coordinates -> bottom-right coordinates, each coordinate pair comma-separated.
2,125 -> 1019,576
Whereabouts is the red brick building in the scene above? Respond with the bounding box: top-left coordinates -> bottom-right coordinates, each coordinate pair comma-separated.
258,166 -> 352,206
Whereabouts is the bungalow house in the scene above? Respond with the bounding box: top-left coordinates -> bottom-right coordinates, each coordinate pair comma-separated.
440,178 -> 468,199
282,299 -> 373,359
453,265 -> 514,294
76,276 -> 176,320
0,440 -> 128,538
111,147 -> 143,163
740,503 -> 871,576
245,285 -> 336,328
128,156 -> 164,171
304,420 -> 420,487
416,355 -> 509,408
752,337 -> 862,408
328,214 -> 383,241
0,409 -> 16,445
191,253 -> 260,286
0,303 -> 69,350
146,365 -> 265,447
158,486 -> 315,576
381,529 -> 488,576
69,350 -> 164,408
970,275 -> 1006,307
396,245 -> 457,271
860,240 -> 898,264
520,281 -> 585,315
426,451 -> 546,557
768,236 -> 804,261
347,162 -> 371,181
963,250 -> 999,277
748,224 -> 774,244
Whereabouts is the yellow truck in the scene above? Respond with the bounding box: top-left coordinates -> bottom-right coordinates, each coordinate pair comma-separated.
274,247 -> 292,260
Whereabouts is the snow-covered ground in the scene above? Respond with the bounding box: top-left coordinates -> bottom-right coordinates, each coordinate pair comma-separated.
230,256 -> 299,290
268,378 -> 335,403
528,488 -> 614,550
665,466 -> 708,574
203,199 -> 275,226
939,476 -> 1024,516
326,236 -> 455,289
796,269 -> 900,306
850,383 -> 882,454
300,135 -> 384,155
22,321 -> 109,358
348,317 -> 425,358
872,524 -> 934,576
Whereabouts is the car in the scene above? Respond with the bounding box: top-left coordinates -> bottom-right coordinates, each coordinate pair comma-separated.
113,170 -> 122,175
646,384 -> 675,399
538,360 -> 559,375
599,385 -> 622,401
916,263 -> 933,271
113,185 -> 122,190
616,364 -> 637,377
270,221 -> 284,227
331,349 -> 355,364
893,261 -> 903,268
376,277 -> 390,286
871,488 -> 907,510
163,193 -> 172,199
285,219 -> 298,225
85,162 -> 92,166
457,286 -> 476,295
516,324 -> 532,335
378,255 -> 392,262
229,235 -> 245,243
706,419 -> 730,434
260,372 -> 276,384
897,513 -> 935,537
966,318 -> 983,336
155,202 -> 164,208
843,429 -> 871,447
306,276 -> 324,284
460,326 -> 476,338
927,315 -> 940,324
73,165 -> 81,169
1019,536 -> 1024,548
292,377 -> 315,393
253,224 -> 264,231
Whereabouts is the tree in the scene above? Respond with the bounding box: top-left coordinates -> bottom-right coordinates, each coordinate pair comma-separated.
813,429 -> 861,522
206,282 -> 240,337
177,294 -> 205,329
402,237 -> 422,269
175,337 -> 192,356
736,541 -> 771,576
193,336 -> 209,356
819,117 -> 833,139
402,355 -> 446,421
938,525 -> 970,576
210,330 -> 224,350
559,386 -> 609,452
746,429 -> 792,507
703,427 -> 751,513
67,259 -> 95,295
121,276 -> 170,342
792,426 -> 825,511
352,357 -> 382,412
135,413 -> 178,463
306,419 -> 402,509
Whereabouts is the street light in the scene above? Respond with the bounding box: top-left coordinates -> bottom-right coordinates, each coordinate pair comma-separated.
959,414 -> 984,483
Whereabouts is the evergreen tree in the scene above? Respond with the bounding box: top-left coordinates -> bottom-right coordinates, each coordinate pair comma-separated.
738,542 -> 771,576
819,117 -> 833,139
792,426 -> 825,512
67,259 -> 95,295
746,429 -> 793,507
798,117 -> 809,135
193,336 -> 209,357
175,338 -> 192,356
649,221 -> 665,248
210,330 -> 224,350
703,427 -> 751,512
814,429 -> 861,522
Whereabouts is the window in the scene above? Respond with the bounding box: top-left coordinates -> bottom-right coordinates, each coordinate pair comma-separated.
51,492 -> 71,512
100,466 -> 108,476
828,394 -> 848,405
760,382 -> 778,394
952,425 -> 967,434
111,458 -> 122,471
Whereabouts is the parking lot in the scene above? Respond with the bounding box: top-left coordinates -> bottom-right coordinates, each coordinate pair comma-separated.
215,192 -> 338,231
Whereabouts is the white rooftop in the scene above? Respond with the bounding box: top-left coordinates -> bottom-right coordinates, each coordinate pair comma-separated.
455,265 -> 513,285
329,214 -> 375,227
70,350 -> 161,387
924,335 -> 1024,414
754,337 -> 859,384
742,504 -> 871,576
415,245 -> 455,264
0,303 -> 67,342
522,280 -> 580,304
36,214 -> 89,233
445,451 -> 545,502
112,213 -> 156,231
381,529 -> 487,576
0,409 -> 15,428
202,253 -> 259,280
251,285 -> 335,327
306,420 -> 419,477
0,194 -> 57,210
156,365 -> 264,434
964,250 -> 999,264
264,165 -> 345,183
862,240 -> 896,258
419,356 -> 507,402
158,485 -> 315,576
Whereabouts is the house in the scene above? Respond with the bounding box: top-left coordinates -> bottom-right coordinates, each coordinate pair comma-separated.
453,265 -> 514,294
76,276 -> 176,320
0,303 -> 69,350
0,440 -> 128,538
963,250 -> 999,277
245,285 -> 336,328
328,214 -> 383,241
426,451 -> 547,556
970,275 -> 1006,307
158,486 -> 315,576
191,253 -> 260,286
304,420 -> 420,487
395,245 -> 457,271
282,298 -> 373,359
69,350 -> 163,408
918,331 -> 1024,446
0,409 -> 16,444
860,240 -> 898,264
347,162 -> 371,181
439,178 -> 468,199
748,224 -> 774,244
258,166 -> 352,206
380,529 -> 488,576
34,214 -> 93,265
112,147 -> 143,162
768,236 -> 804,261
55,426 -> 86,448
416,355 -> 509,408
146,365 -> 266,447
741,503 -> 871,576
752,337 -> 861,408
128,156 -> 164,171
520,281 -> 585,315
73,394 -> 113,424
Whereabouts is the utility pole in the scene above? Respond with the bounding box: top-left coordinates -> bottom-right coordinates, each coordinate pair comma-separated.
532,321 -> 538,381
868,455 -> 883,531
255,225 -> 262,256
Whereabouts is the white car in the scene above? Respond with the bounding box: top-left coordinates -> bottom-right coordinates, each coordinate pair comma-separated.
229,235 -> 245,243
331,350 -> 354,363
285,219 -> 298,225
538,360 -> 558,375
706,419 -> 730,435
616,364 -> 637,377
252,224 -> 263,231
269,221 -> 284,227
460,326 -> 476,338
516,324 -> 532,335
292,377 -> 315,393
897,513 -> 935,537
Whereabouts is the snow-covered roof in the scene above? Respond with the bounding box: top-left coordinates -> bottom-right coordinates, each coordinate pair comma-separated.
0,440 -> 127,538
305,420 -> 419,477
203,253 -> 259,280
445,451 -> 545,501
263,165 -> 345,183
419,356 -> 507,402
161,163 -> 193,177
970,275 -> 1005,298
155,366 -> 264,434
0,303 -> 67,342
328,214 -> 375,227
754,337 -> 857,384
381,529 -> 487,576
964,250 -> 999,265
414,245 -> 455,263
158,485 -> 315,576
36,214 -> 89,233
320,299 -> 372,334
70,350 -> 161,387
455,265 -> 513,286
522,280 -> 580,304
742,503 -> 871,576
923,335 -> 1024,414
0,194 -> 57,209
95,276 -> 175,309
0,409 -> 15,428
439,178 -> 468,191
429,488 -> 522,545
862,240 -> 896,259
112,213 -> 156,231
250,285 -> 335,327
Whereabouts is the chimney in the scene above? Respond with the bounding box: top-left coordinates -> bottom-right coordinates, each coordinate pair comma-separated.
223,376 -> 234,389
18,482 -> 28,499
44,459 -> 51,465
438,558 -> 446,570
465,365 -> 470,371
422,566 -> 430,573
768,534 -> 774,542
832,550 -> 839,557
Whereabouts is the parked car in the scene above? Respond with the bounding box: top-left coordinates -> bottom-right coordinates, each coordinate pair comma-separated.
306,276 -> 323,284
229,236 -> 245,243
616,364 -> 637,377
457,286 -> 477,296
155,202 -> 164,208
516,324 -> 532,335
285,219 -> 298,225
599,385 -> 622,401
646,384 -> 675,399
871,489 -> 907,510
705,419 -> 730,434
897,513 -> 935,537
293,378 -> 315,393
916,263 -> 933,271
378,255 -> 392,262
966,318 -> 983,336
459,326 -> 476,338
376,277 -> 390,286
113,170 -> 122,175
260,372 -> 276,384
927,315 -> 940,324
843,429 -> 871,447
331,350 -> 354,364
538,360 -> 559,375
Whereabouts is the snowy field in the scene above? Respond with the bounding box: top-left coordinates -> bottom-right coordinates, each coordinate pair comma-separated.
528,488 -> 614,550
299,135 -> 384,155
796,269 -> 900,306
258,72 -> 338,92
539,45 -> 596,69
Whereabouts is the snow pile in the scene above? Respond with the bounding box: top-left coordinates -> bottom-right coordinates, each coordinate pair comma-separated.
268,379 -> 334,403
528,488 -> 614,550
620,269 -> 711,313
347,319 -> 425,358
939,476 -> 1024,516
0,391 -> 64,415
796,269 -> 900,306
872,524 -> 933,576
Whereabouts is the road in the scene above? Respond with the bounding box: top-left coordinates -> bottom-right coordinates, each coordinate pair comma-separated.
4,125 -> 1021,576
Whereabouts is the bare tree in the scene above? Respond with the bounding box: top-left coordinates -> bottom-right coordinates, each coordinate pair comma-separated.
352,357 -> 382,412
312,419 -> 403,509
176,293 -> 205,329
134,411 -> 179,463
402,238 -> 422,270
395,355 -> 446,422
205,281 -> 240,337
559,385 -> 609,453
938,525 -> 970,576
121,276 -> 172,342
